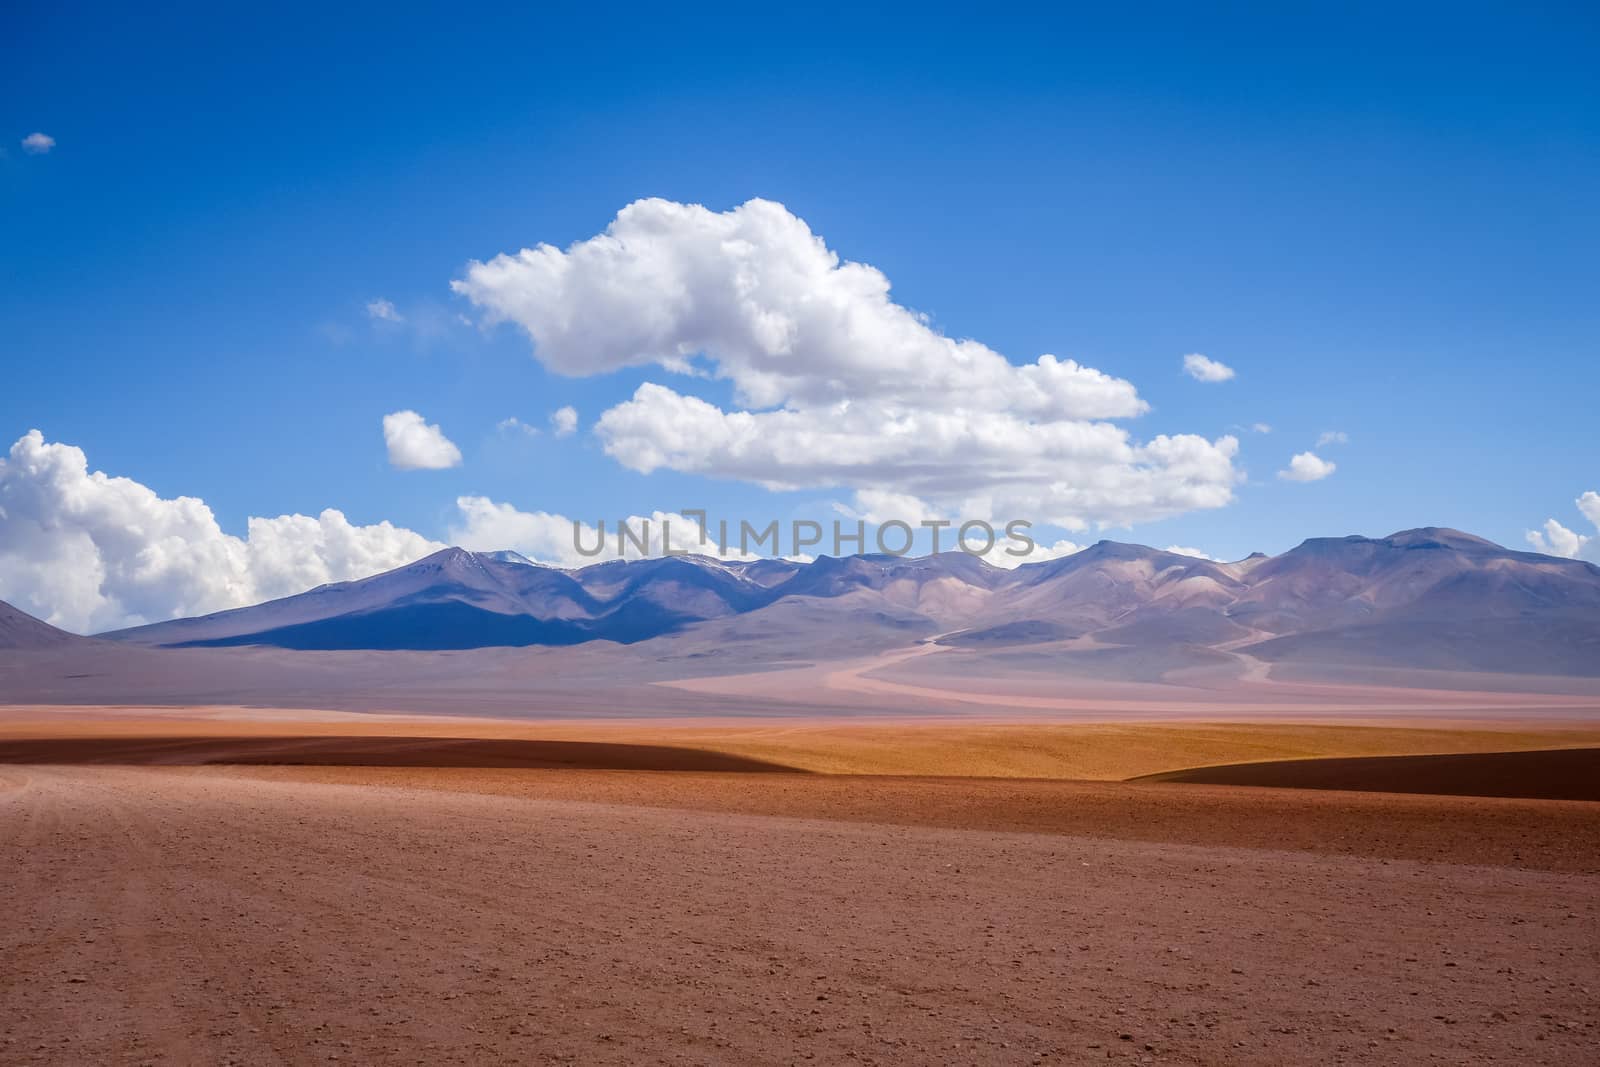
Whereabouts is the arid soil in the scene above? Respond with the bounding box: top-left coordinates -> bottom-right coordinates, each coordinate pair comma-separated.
209,764 -> 1599,873
3,765 -> 1598,1066
4,710 -> 1598,1065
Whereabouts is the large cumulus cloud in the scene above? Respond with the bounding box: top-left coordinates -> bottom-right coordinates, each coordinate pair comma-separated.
453,198 -> 1241,529
0,431 -> 443,632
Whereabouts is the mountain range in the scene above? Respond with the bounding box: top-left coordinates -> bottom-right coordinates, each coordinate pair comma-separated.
44,526 -> 1595,678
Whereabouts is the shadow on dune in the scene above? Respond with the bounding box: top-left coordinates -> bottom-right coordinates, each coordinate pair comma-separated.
0,736 -> 805,773
1136,747 -> 1600,802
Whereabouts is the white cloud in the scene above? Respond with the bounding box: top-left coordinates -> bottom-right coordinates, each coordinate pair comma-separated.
1277,452 -> 1336,483
1251,423 -> 1272,434
455,199 -> 1147,418
497,417 -> 539,436
1317,430 -> 1350,447
842,489 -> 942,527
453,199 -> 1241,530
366,297 -> 404,323
382,410 -> 462,470
21,132 -> 54,155
592,384 -> 1239,528
1182,353 -> 1235,383
550,405 -> 578,437
1526,518 -> 1590,560
981,537 -> 1085,569
448,497 -> 590,566
0,431 -> 442,632
449,497 -> 755,567
829,489 -> 1095,565
1163,545 -> 1218,560
1526,491 -> 1600,561
244,511 -> 444,606
1579,491 -> 1600,530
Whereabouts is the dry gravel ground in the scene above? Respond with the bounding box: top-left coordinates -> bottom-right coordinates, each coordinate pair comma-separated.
3,765 -> 1596,1066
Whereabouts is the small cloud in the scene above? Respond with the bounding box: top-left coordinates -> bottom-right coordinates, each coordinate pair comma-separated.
550,406 -> 578,438
1317,430 -> 1350,447
382,410 -> 462,470
497,417 -> 539,437
1164,545 -> 1217,561
841,489 -> 942,526
366,298 -> 404,323
659,355 -> 711,378
1183,353 -> 1235,383
21,132 -> 55,155
979,538 -> 1085,569
1526,519 -> 1589,560
1252,423 -> 1272,434
1526,491 -> 1600,561
1277,452 -> 1336,482
1581,490 -> 1600,529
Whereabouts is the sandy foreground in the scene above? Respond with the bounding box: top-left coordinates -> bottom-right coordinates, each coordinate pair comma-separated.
3,707 -> 1598,1065
1,764 -> 1595,1066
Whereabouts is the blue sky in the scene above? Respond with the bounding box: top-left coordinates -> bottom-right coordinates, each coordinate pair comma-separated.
3,4 -> 1598,627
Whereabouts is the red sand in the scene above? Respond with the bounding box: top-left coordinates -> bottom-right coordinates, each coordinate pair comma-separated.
5,711 -> 1598,1064
3,764 -> 1596,1065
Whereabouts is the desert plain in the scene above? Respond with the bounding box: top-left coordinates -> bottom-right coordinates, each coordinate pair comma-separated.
3,696 -> 1598,1066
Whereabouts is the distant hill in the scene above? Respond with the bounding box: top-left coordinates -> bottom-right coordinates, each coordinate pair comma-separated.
100,548 -> 800,651
0,601 -> 90,651
92,529 -> 1600,676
